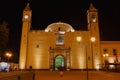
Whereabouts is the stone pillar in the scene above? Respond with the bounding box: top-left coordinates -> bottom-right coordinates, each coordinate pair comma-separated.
49,47 -> 54,71
66,48 -> 70,71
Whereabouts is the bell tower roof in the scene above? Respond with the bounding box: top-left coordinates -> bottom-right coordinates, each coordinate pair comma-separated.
89,3 -> 97,11
24,3 -> 31,11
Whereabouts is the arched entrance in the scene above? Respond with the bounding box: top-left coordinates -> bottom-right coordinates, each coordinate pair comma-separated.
49,47 -> 70,71
54,55 -> 64,71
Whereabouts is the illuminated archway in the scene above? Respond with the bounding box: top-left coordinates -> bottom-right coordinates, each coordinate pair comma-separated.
54,55 -> 64,71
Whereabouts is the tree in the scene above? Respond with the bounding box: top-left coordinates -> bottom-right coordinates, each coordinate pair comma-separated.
0,21 -> 9,54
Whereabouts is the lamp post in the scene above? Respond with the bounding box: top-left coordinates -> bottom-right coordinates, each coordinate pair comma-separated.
103,53 -> 109,69
90,37 -> 96,69
5,52 -> 12,62
76,36 -> 88,80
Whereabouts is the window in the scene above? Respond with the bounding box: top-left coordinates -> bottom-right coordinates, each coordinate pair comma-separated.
36,44 -> 39,48
103,49 -> 107,53
58,27 -> 61,31
91,14 -> 96,22
56,35 -> 64,45
113,49 -> 117,56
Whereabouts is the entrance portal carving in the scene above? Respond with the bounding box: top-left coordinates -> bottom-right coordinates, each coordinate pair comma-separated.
49,47 -> 70,71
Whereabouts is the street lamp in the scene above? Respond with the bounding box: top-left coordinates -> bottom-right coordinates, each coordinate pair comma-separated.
76,36 -> 88,80
90,37 -> 96,68
103,53 -> 109,69
5,52 -> 12,62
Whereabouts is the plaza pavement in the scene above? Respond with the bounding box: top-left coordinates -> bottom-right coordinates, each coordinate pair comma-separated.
0,71 -> 34,80
0,70 -> 120,80
35,70 -> 120,80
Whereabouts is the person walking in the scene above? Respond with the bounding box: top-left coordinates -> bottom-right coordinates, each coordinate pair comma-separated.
58,66 -> 64,77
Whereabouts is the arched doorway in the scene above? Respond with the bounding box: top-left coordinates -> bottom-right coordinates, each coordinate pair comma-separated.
54,55 -> 65,71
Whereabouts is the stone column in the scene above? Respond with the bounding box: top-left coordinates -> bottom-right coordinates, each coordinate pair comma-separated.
49,47 -> 54,71
66,48 -> 70,71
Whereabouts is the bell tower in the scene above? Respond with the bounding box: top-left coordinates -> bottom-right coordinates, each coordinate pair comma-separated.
87,3 -> 102,69
87,3 -> 100,37
19,3 -> 32,69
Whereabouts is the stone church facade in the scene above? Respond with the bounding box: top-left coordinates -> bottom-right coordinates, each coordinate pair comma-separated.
19,3 -> 120,70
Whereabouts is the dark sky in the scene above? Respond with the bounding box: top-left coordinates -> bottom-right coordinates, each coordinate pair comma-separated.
0,0 -> 120,61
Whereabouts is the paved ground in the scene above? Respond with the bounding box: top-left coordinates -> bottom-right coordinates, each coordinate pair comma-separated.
0,71 -> 34,80
0,70 -> 120,80
35,70 -> 120,80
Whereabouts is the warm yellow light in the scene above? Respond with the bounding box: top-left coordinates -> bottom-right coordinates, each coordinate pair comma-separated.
91,37 -> 96,42
76,36 -> 82,42
92,18 -> 96,22
108,57 -> 115,63
103,54 -> 106,57
96,65 -> 100,70
106,53 -> 109,56
6,52 -> 12,58
20,61 -> 25,69
24,15 -> 28,19
94,60 -> 101,69
109,65 -> 115,68
103,53 -> 109,57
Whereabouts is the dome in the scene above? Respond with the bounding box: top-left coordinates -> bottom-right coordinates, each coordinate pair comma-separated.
45,22 -> 75,33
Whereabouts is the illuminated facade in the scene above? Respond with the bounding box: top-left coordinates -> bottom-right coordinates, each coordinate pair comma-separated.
19,3 -> 120,70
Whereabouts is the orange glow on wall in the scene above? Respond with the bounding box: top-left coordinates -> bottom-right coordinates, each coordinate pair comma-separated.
108,56 -> 116,63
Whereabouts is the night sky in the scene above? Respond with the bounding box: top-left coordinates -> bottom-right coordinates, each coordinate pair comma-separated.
0,0 -> 120,62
